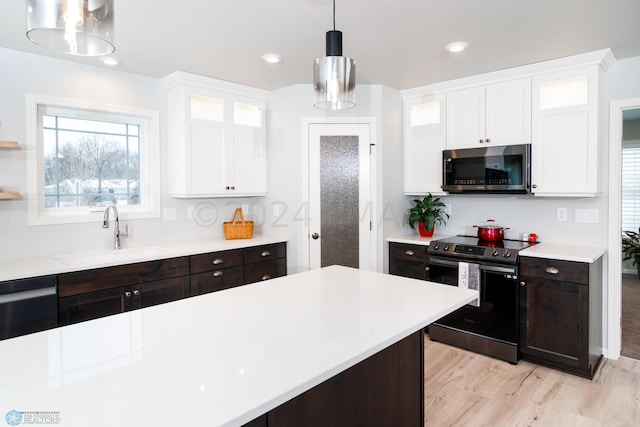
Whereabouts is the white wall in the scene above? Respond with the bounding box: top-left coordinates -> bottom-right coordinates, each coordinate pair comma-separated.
0,47 -> 262,262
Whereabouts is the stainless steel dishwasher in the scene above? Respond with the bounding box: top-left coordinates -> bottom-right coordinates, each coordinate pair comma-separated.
0,275 -> 58,340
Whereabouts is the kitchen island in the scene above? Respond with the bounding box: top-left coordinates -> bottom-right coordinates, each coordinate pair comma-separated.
0,266 -> 477,426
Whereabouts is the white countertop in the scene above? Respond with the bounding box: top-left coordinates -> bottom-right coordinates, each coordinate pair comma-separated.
0,266 -> 477,427
0,235 -> 287,283
519,242 -> 605,263
386,234 -> 451,246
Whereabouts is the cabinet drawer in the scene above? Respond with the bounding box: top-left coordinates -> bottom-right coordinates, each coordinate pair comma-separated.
389,242 -> 430,263
244,243 -> 286,264
58,257 -> 190,297
243,258 -> 287,284
191,266 -> 243,295
520,257 -> 589,285
190,249 -> 243,274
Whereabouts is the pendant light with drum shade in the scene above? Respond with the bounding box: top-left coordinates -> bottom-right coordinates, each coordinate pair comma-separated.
313,0 -> 355,110
25,0 -> 115,56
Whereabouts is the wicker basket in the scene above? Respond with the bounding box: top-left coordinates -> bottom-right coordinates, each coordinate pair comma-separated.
223,208 -> 254,240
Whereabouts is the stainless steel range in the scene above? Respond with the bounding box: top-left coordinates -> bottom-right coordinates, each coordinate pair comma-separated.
426,235 -> 536,363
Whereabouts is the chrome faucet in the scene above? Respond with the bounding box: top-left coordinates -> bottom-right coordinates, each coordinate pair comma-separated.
102,204 -> 128,250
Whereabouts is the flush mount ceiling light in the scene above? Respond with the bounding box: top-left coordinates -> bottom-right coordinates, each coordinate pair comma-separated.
313,0 -> 355,110
445,41 -> 469,53
262,53 -> 283,64
98,55 -> 120,66
26,0 -> 115,56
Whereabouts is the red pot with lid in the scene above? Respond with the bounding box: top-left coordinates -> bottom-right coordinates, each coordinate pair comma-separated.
473,219 -> 510,242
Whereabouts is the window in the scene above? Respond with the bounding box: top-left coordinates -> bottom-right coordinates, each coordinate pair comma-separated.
622,140 -> 640,233
27,95 -> 160,225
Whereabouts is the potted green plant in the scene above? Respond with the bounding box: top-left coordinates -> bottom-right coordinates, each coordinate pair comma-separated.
408,193 -> 449,237
622,228 -> 640,278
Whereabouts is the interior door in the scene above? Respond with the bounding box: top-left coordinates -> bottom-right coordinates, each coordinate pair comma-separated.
308,123 -> 373,270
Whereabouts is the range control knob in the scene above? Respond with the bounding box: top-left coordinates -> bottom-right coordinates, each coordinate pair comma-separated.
504,250 -> 512,258
492,250 -> 500,257
432,244 -> 440,251
443,245 -> 449,251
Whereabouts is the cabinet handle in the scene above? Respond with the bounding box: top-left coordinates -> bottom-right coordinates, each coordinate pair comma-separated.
544,267 -> 560,275
261,275 -> 271,281
125,291 -> 132,298
213,270 -> 224,277
405,249 -> 415,256
261,251 -> 271,257
520,281 -> 526,287
133,290 -> 140,296
212,258 -> 224,265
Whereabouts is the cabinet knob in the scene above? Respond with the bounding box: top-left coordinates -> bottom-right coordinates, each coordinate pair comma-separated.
312,233 -> 320,240
125,291 -> 132,298
133,290 -> 140,296
479,139 -> 484,144
486,138 -> 491,143
405,249 -> 415,256
532,184 -> 537,189
212,258 -> 224,265
261,251 -> 271,257
213,270 -> 224,277
520,281 -> 526,287
261,275 -> 271,281
225,186 -> 230,190
545,267 -> 560,275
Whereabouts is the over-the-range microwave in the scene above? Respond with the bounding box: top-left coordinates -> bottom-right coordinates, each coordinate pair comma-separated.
442,144 -> 531,194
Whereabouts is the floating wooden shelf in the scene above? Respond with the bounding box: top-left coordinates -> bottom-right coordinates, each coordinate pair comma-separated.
0,141 -> 19,150
0,192 -> 21,200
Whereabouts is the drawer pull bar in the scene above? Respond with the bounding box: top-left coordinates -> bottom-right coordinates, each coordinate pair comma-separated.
405,250 -> 415,256
213,271 -> 224,277
261,275 -> 271,281
545,267 -> 560,275
212,258 -> 224,265
261,251 -> 271,257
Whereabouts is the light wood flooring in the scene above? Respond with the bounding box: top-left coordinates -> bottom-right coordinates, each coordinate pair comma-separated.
424,336 -> 640,427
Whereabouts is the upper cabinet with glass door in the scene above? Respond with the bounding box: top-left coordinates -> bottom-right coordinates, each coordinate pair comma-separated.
163,71 -> 267,198
446,78 -> 531,149
530,66 -> 602,196
403,94 -> 446,195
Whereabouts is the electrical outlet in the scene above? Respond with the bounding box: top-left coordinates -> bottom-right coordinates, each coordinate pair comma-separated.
187,207 -> 195,220
163,207 -> 177,221
557,207 -> 568,222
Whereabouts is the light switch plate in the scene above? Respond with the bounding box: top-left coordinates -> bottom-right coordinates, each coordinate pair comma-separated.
575,208 -> 599,223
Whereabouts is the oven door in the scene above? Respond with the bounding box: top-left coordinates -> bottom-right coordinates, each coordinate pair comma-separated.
427,256 -> 520,347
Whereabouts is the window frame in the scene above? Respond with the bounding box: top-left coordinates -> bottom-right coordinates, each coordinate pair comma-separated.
26,94 -> 161,225
622,139 -> 640,233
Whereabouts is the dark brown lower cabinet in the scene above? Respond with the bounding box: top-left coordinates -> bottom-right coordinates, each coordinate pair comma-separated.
243,331 -> 424,427
519,256 -> 603,379
388,242 -> 430,280
243,258 -> 287,284
58,276 -> 190,325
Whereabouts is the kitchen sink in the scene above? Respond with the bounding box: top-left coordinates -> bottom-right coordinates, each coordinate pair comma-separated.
54,246 -> 171,266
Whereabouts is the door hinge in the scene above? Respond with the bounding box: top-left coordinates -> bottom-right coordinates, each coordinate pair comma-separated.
369,143 -> 375,154
370,221 -> 372,231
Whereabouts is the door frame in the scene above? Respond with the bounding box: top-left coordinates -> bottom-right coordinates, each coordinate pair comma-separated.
607,96 -> 640,359
301,117 -> 378,272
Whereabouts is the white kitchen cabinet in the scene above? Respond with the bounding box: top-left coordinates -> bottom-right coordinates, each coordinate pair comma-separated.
164,72 -> 267,198
531,67 -> 599,196
403,94 -> 446,195
446,78 -> 531,149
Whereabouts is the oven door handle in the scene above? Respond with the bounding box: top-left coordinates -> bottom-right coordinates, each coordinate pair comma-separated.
428,258 -> 516,274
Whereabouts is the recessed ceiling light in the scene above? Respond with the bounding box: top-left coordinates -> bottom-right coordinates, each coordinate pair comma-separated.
99,56 -> 121,66
262,53 -> 283,64
445,41 -> 469,53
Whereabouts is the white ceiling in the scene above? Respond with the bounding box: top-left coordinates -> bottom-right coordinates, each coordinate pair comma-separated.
2,0 -> 640,91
